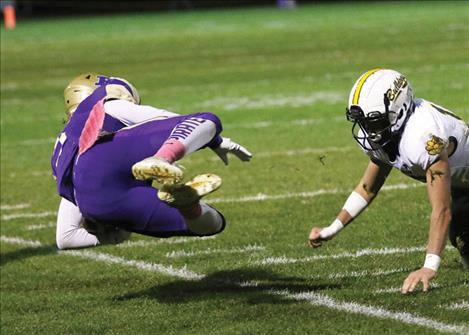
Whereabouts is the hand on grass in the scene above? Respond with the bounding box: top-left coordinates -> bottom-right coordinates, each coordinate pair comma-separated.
401,268 -> 436,294
308,227 -> 325,248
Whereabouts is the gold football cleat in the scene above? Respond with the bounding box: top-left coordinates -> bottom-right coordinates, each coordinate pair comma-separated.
158,174 -> 222,208
132,157 -> 184,184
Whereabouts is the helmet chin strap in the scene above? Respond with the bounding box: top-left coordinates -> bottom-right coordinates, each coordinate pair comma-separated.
369,133 -> 382,142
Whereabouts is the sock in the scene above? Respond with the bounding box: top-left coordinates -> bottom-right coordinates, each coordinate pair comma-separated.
154,139 -> 186,163
183,202 -> 224,236
167,117 -> 217,157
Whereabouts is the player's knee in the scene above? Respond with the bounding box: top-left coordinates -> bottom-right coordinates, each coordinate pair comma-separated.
185,202 -> 226,236
449,188 -> 469,251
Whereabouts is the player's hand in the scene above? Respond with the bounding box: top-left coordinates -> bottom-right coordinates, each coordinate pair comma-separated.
400,267 -> 436,294
213,137 -> 252,165
308,227 -> 325,248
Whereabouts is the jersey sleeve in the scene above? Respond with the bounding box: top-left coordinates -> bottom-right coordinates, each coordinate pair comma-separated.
104,100 -> 180,126
403,129 -> 447,172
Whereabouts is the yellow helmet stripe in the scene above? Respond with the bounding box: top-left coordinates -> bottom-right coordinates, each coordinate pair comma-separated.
352,68 -> 381,105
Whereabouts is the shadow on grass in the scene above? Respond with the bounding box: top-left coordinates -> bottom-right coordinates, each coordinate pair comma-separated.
0,245 -> 57,266
114,268 -> 342,304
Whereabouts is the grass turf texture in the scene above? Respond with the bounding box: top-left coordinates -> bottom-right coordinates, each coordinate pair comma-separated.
1,2 -> 469,334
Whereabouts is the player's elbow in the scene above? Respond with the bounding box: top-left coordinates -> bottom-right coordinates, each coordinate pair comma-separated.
56,227 -> 99,250
56,230 -> 77,250
56,233 -> 70,250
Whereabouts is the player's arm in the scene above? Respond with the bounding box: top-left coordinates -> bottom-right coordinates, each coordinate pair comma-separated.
309,159 -> 392,247
56,197 -> 100,250
104,100 -> 180,126
401,152 -> 451,294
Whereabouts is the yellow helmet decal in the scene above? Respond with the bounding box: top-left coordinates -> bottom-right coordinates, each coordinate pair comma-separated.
352,68 -> 382,105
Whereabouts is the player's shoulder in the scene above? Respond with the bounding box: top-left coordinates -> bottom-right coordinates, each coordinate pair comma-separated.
399,98 -> 445,167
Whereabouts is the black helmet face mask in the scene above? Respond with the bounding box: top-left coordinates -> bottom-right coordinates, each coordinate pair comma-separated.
346,95 -> 395,151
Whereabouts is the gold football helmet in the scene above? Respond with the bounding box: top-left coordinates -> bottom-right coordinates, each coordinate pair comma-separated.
64,73 -> 140,116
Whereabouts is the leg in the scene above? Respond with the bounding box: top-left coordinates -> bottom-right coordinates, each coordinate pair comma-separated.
132,112 -> 222,183
448,187 -> 469,267
73,116 -> 224,237
156,112 -> 223,162
184,202 -> 226,236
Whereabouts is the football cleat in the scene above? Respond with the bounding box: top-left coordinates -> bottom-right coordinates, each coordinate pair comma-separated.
132,157 -> 184,184
158,173 -> 222,208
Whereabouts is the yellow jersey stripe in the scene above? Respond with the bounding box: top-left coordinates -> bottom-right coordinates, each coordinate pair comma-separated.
352,68 -> 381,105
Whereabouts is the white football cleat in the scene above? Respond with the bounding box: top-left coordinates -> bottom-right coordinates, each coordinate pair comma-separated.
132,157 -> 184,184
158,173 -> 222,208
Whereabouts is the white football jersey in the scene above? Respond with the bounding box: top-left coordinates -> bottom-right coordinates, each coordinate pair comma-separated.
364,98 -> 469,187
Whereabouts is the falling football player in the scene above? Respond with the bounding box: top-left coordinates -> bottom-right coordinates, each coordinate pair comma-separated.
52,73 -> 252,249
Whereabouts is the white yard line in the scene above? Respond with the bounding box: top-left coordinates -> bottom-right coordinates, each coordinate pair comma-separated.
0,236 -> 43,248
2,235 -> 468,334
61,249 -> 205,281
25,222 -> 56,231
0,235 -> 204,280
275,290 -> 469,335
1,138 -> 56,146
200,91 -> 343,111
8,171 -> 51,178
326,267 -> 411,280
0,203 -> 30,210
1,211 -> 56,221
18,138 -> 56,146
117,235 -> 217,248
372,282 -> 459,295
442,301 -> 469,311
255,244 -> 457,267
223,116 -> 344,130
209,188 -> 341,204
254,246 -> 425,266
166,244 -> 265,258
209,182 -> 424,204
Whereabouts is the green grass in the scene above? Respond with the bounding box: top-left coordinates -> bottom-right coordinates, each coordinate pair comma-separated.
1,2 -> 469,334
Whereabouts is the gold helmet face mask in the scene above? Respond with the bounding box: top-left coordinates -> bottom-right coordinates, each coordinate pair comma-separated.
63,73 -> 140,117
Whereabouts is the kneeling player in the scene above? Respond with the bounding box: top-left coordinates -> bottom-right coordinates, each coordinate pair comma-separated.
308,69 -> 468,294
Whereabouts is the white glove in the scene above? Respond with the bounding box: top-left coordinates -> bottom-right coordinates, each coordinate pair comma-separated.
213,137 -> 252,165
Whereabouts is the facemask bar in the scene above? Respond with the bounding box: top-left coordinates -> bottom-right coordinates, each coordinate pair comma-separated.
346,94 -> 395,151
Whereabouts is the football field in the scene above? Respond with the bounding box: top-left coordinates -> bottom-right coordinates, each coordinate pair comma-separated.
1,2 -> 469,334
